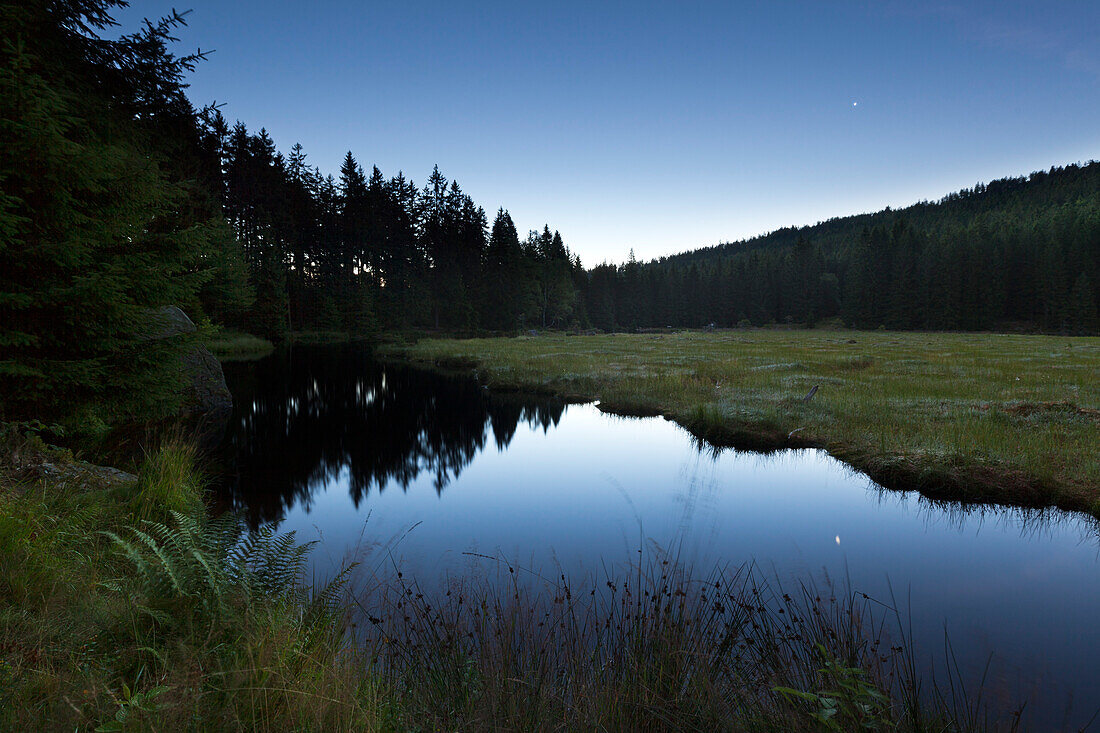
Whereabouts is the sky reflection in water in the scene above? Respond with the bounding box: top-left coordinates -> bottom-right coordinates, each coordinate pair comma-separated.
218,347 -> 1100,725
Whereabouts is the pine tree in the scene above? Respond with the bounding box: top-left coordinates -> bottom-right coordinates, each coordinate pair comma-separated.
1068,273 -> 1098,335
337,151 -> 372,332
0,1 -> 223,423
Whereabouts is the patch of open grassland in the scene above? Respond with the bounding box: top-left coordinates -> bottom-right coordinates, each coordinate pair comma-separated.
385,330 -> 1100,515
202,329 -> 275,361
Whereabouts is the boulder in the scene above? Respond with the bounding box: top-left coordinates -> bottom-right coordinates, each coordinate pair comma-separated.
3,440 -> 137,493
147,306 -> 232,447
36,460 -> 138,491
146,305 -> 199,340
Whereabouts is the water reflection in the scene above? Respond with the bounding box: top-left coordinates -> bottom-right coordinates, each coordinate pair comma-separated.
219,347 -> 565,525
868,484 -> 1100,546
217,346 -> 1100,728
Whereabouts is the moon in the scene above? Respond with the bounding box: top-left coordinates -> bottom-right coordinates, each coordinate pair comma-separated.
852,102 -> 858,107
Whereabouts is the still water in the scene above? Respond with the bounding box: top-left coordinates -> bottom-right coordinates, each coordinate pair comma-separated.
218,346 -> 1100,728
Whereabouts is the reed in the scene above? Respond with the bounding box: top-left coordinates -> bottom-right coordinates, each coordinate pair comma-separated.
352,548 -> 1010,732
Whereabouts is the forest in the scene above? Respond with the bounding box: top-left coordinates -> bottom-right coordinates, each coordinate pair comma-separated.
2,0 -> 1098,428
204,122 -> 1100,339
589,163 -> 1100,334
0,1 -> 580,424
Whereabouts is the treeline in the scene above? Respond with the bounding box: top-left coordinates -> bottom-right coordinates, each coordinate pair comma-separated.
0,1 -> 581,424
582,163 -> 1100,334
202,117 -> 586,338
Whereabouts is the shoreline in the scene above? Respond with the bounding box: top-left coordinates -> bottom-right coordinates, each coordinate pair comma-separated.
381,330 -> 1100,520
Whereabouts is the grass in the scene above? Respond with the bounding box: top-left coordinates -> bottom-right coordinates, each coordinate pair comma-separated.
356,552 -> 1010,731
202,329 -> 275,361
0,428 -> 1013,730
290,330 -> 381,346
383,329 -> 1100,515
0,433 -> 380,730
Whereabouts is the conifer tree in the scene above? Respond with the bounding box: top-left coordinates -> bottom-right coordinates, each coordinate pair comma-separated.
0,0 -> 226,423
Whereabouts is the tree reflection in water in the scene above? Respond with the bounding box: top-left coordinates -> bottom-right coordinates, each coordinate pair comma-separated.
217,346 -> 565,527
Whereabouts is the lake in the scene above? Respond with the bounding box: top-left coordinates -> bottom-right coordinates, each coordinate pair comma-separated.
217,345 -> 1100,729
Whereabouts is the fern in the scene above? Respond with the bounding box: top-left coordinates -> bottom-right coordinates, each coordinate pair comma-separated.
104,508 -> 319,633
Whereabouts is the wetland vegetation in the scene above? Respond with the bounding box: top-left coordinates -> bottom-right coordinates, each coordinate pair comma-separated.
388,329 -> 1100,516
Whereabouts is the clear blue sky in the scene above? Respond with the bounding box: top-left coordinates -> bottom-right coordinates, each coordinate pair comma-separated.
118,0 -> 1100,264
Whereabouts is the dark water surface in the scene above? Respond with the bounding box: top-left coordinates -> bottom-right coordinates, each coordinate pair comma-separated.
218,346 -> 1100,728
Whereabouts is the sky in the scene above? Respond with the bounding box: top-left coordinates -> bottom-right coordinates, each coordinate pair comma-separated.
116,0 -> 1100,264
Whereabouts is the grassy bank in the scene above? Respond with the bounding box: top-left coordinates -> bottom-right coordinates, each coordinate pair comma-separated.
202,329 -> 370,361
1,431 -> 1004,730
385,330 -> 1100,515
202,329 -> 275,361
0,435 -> 376,730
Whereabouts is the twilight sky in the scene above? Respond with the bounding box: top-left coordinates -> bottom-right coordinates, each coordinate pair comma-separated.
117,1 -> 1099,264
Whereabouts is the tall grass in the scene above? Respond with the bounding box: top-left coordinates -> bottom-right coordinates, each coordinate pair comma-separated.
202,329 -> 275,361
0,436 -> 383,731
354,549 -> 1011,732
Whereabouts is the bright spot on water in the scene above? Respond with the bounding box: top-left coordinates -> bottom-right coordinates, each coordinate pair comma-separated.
835,535 -> 841,545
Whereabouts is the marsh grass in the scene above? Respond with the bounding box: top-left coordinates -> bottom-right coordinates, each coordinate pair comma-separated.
353,548 -> 1013,732
130,440 -> 205,519
385,330 -> 1100,514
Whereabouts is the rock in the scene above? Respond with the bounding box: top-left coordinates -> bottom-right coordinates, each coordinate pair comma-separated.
36,460 -> 137,490
145,305 -> 198,340
145,306 -> 232,448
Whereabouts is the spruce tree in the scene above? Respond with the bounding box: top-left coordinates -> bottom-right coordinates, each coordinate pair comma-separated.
0,1 -> 223,424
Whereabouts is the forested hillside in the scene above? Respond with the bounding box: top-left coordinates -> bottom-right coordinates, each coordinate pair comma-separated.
584,163 -> 1100,333
183,124 -> 1100,342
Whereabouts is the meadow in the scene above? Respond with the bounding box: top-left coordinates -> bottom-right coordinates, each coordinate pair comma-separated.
386,329 -> 1100,515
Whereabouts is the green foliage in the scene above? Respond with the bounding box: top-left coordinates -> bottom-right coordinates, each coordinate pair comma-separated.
196,219 -> 256,327
104,510 -> 312,630
0,435 -> 377,730
96,682 -> 169,733
0,2 -> 228,424
202,328 -> 275,361
774,645 -> 895,731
